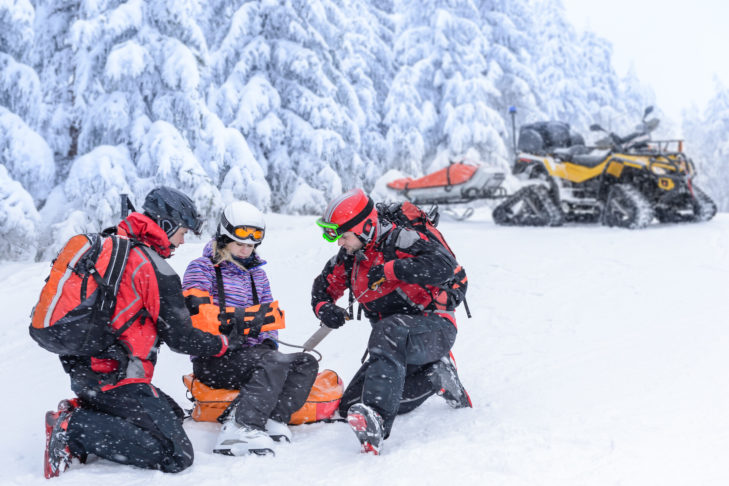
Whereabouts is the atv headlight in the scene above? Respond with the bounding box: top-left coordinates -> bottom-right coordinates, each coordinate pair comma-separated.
651,166 -> 668,175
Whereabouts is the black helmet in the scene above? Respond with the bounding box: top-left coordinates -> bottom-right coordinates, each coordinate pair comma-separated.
142,186 -> 203,237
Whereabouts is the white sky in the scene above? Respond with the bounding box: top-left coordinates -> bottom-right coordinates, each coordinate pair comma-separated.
561,0 -> 729,123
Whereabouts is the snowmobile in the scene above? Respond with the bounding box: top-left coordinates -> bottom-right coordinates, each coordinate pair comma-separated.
493,107 -> 717,229
386,162 -> 507,219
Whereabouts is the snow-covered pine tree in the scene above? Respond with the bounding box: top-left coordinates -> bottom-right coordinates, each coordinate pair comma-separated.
208,0 -> 382,213
532,0 -> 593,129
39,145 -> 139,260
30,0 -> 83,171
682,80 -> 729,211
388,0 -> 508,175
206,0 -> 282,200
574,30 -> 660,138
573,30 -> 624,134
479,0 -> 544,152
336,0 -> 395,188
432,1 -> 508,170
384,0 -> 440,176
0,0 -> 41,126
36,0 -> 267,233
0,1 -> 56,208
0,1 -> 53,261
1,0 -> 699,260
0,107 -> 55,206
619,67 -> 656,124
0,164 -> 39,261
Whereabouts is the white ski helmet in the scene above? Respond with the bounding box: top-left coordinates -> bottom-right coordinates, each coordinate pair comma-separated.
217,201 -> 266,245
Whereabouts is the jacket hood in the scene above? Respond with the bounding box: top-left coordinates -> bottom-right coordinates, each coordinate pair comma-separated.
117,212 -> 172,258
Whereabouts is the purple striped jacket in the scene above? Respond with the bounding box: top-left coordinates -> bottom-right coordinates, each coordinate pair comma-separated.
182,241 -> 277,346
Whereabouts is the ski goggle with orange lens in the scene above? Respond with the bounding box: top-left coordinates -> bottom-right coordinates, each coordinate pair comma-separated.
316,219 -> 342,242
222,221 -> 265,242
232,226 -> 264,242
219,211 -> 265,243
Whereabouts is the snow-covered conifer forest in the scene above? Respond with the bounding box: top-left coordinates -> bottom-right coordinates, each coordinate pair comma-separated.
1,0 -> 727,261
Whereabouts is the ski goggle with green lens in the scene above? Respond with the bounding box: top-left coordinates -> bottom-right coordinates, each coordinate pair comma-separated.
316,219 -> 343,242
316,197 -> 375,243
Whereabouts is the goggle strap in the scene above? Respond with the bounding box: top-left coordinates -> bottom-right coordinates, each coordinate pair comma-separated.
336,197 -> 374,234
221,212 -> 234,236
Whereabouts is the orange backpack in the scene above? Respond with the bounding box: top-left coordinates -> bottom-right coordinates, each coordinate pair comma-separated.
30,233 -> 132,356
182,369 -> 343,424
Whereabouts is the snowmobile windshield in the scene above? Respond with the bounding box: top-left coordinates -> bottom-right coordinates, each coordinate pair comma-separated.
316,219 -> 342,242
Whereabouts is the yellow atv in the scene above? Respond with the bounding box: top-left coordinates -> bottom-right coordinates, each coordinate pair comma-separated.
493,107 -> 717,228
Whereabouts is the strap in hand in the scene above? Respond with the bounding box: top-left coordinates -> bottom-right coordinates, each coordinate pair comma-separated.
214,265 -> 231,335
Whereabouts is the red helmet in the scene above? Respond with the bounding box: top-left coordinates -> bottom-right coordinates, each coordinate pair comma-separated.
317,189 -> 378,244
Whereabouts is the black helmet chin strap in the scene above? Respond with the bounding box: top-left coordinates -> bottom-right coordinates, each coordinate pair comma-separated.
356,218 -> 377,245
156,218 -> 180,238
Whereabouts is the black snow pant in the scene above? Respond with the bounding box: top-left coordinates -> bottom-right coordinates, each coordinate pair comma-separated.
65,383 -> 193,473
193,346 -> 319,429
338,313 -> 456,437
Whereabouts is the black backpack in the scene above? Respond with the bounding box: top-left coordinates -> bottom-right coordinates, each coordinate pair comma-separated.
376,201 -> 470,317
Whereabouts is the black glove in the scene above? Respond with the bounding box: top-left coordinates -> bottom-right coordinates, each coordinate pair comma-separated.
367,264 -> 386,289
220,308 -> 246,352
218,307 -> 242,334
318,303 -> 348,329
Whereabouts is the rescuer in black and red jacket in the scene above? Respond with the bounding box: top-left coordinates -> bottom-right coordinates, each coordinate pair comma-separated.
311,188 -> 472,455
44,187 -> 233,478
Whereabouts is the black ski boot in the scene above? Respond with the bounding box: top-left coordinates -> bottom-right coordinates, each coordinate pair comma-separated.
429,353 -> 472,409
346,403 -> 384,455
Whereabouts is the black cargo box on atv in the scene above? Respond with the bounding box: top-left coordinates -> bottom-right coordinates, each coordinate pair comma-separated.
518,121 -> 584,153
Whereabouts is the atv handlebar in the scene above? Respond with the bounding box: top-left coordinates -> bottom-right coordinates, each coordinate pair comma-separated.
590,107 -> 660,152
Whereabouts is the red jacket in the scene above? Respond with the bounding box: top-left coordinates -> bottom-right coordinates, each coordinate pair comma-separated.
80,213 -> 228,391
311,221 -> 458,325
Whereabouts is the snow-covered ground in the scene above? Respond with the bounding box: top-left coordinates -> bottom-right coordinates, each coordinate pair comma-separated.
2,210 -> 729,485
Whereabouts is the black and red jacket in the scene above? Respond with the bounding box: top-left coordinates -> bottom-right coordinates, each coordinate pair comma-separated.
70,212 -> 228,392
311,221 -> 458,325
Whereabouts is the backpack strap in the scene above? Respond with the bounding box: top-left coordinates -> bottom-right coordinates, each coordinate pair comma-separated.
113,307 -> 149,338
82,234 -> 132,317
214,264 -> 227,310
244,270 -> 263,337
214,262 -> 260,308
342,253 -> 355,319
213,264 -> 231,336
248,272 -> 259,305
102,236 -> 140,347
381,226 -> 402,262
105,235 -> 131,293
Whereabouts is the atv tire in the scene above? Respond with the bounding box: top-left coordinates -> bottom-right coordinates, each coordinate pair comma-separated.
654,186 -> 717,223
601,184 -> 654,229
691,186 -> 717,222
654,205 -> 687,223
492,185 -> 564,227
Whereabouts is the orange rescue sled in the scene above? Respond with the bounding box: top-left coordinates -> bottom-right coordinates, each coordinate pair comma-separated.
182,369 -> 344,425
387,162 -> 506,206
